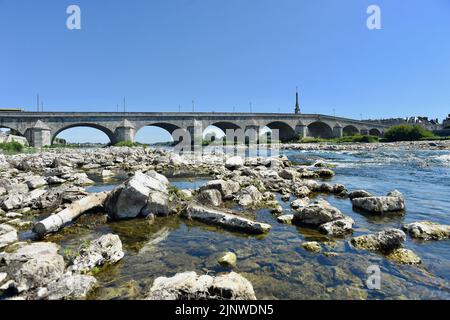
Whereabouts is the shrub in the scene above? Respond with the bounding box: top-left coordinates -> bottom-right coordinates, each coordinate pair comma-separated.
114,141 -> 144,147
384,125 -> 435,142
0,141 -> 24,152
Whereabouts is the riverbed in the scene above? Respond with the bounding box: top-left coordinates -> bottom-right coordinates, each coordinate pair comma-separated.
38,146 -> 450,300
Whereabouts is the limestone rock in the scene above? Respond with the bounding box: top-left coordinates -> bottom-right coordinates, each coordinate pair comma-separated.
225,156 -> 244,170
105,171 -> 169,219
293,200 -> 345,226
349,190 -> 373,200
386,248 -> 421,265
218,252 -> 237,268
237,185 -> 262,207
47,274 -> 97,300
68,234 -> 124,273
197,189 -> 222,207
351,228 -> 406,252
25,176 -> 48,190
182,204 -> 271,234
318,217 -> 355,236
200,180 -> 240,199
402,221 -> 450,240
301,241 -> 322,253
0,224 -> 18,249
351,190 -> 405,214
277,214 -> 294,224
146,271 -> 256,300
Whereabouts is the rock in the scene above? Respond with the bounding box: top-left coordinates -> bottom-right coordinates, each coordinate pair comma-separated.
182,204 -> 271,234
0,224 -> 18,249
402,221 -> 450,240
2,193 -> 24,211
1,242 -> 60,264
105,171 -> 169,219
0,272 -> 7,284
101,170 -> 115,178
351,190 -> 405,214
218,252 -> 237,268
270,205 -> 283,215
200,180 -> 240,199
318,217 -> 354,236
293,186 -> 311,198
179,189 -> 193,200
351,228 -> 406,252
34,185 -> 87,210
197,189 -> 222,207
47,274 -> 97,300
237,185 -> 262,207
386,248 -> 421,265
46,176 -> 66,185
349,190 -> 373,200
316,168 -> 335,177
68,234 -> 124,273
225,156 -> 244,170
25,176 -> 48,190
301,241 -> 322,253
293,200 -> 345,226
291,198 -> 309,210
279,169 -> 298,180
277,214 -> 294,224
146,271 -> 256,300
169,154 -> 189,166
13,253 -> 65,293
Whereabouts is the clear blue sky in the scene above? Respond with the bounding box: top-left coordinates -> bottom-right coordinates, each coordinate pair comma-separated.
1,0 -> 450,142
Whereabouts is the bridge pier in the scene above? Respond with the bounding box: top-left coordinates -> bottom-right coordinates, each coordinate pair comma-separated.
360,128 -> 369,136
295,125 -> 308,139
114,120 -> 135,144
333,124 -> 343,138
25,120 -> 51,147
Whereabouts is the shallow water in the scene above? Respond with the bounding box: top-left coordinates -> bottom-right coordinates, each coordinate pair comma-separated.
49,148 -> 450,300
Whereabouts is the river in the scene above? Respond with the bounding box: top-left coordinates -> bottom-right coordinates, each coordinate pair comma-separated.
45,147 -> 450,300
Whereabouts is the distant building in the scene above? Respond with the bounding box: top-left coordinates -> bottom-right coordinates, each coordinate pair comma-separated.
364,116 -> 443,131
444,114 -> 450,129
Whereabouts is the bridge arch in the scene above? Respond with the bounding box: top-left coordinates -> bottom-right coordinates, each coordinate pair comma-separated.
210,121 -> 242,132
265,121 -> 296,142
135,122 -> 182,144
51,123 -> 116,145
369,128 -> 382,137
343,125 -> 360,136
307,121 -> 334,139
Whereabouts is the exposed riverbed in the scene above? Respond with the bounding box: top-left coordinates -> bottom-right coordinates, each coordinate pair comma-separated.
32,145 -> 450,300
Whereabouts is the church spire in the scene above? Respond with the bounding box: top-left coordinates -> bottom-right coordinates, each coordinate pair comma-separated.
294,86 -> 300,114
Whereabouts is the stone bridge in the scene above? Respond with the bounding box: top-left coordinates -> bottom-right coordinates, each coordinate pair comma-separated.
0,112 -> 388,147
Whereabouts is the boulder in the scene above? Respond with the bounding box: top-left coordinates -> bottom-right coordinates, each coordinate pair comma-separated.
293,200 -> 345,226
2,193 -> 24,211
225,156 -> 244,170
199,180 -> 240,199
218,252 -> 237,268
349,190 -> 373,200
182,204 -> 271,234
146,271 -> 256,300
279,169 -> 298,180
318,217 -> 354,236
68,234 -> 124,273
237,186 -> 262,207
47,274 -> 97,300
402,221 -> 450,240
290,198 -> 309,210
2,242 -> 60,264
105,171 -> 169,219
197,189 -> 222,207
351,190 -> 405,214
0,224 -> 18,249
12,253 -> 65,293
277,214 -> 294,224
25,176 -> 48,190
351,228 -> 406,252
386,248 -> 421,265
301,241 -> 322,253
293,186 -> 311,198
316,168 -> 335,178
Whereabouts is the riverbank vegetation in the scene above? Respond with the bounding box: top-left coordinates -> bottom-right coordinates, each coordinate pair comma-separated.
0,141 -> 25,152
298,134 -> 380,144
383,125 -> 435,142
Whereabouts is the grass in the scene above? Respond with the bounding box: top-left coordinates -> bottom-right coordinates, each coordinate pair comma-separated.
0,141 -> 25,152
114,141 -> 147,148
298,134 -> 380,144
